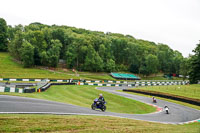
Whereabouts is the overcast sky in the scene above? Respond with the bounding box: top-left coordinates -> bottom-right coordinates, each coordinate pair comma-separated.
1,0 -> 200,57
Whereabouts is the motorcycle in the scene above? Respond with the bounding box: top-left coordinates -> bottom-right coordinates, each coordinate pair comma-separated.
152,97 -> 157,103
153,99 -> 157,103
91,98 -> 106,112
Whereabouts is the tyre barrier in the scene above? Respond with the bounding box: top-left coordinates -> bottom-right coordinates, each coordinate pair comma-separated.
84,80 -> 189,84
0,83 -> 75,93
24,88 -> 36,93
0,78 -> 189,84
78,82 -> 189,87
123,89 -> 200,106
0,86 -> 23,93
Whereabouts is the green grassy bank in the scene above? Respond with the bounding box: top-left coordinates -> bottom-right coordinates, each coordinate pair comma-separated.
0,114 -> 199,133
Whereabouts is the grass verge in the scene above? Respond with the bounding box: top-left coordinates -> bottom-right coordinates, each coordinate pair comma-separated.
0,85 -> 156,114
129,84 -> 200,100
0,114 -> 199,133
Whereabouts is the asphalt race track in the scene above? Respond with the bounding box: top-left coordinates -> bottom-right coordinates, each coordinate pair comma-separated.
0,86 -> 200,124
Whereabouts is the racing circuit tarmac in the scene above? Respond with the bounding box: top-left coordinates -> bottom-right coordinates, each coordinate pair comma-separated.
0,86 -> 200,124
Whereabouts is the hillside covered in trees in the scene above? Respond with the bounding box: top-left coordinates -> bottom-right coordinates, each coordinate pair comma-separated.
0,18 -> 186,77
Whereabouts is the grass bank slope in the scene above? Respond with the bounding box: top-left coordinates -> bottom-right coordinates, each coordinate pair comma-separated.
0,114 -> 199,133
0,85 -> 156,114
0,52 -> 75,79
0,52 -> 116,80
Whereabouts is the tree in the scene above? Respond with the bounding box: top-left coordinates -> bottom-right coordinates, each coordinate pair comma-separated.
84,45 -> 96,71
40,51 -> 48,65
98,44 -> 106,61
105,59 -> 116,72
111,38 -> 128,64
84,45 -> 104,72
20,41 -> 34,67
94,52 -> 104,72
47,39 -> 62,67
8,30 -> 24,60
65,44 -> 77,68
25,30 -> 47,51
189,43 -> 200,84
146,54 -> 159,75
127,42 -> 143,74
180,58 -> 189,80
129,64 -> 139,73
140,54 -> 159,76
157,44 -> 173,73
78,45 -> 88,70
0,18 -> 8,51
25,30 -> 47,65
171,51 -> 183,74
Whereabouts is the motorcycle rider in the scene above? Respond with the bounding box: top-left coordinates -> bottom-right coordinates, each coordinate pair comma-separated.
91,94 -> 106,111
164,105 -> 169,114
152,96 -> 157,103
98,94 -> 105,106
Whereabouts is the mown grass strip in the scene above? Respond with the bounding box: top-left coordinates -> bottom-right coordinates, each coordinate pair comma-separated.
0,114 -> 199,133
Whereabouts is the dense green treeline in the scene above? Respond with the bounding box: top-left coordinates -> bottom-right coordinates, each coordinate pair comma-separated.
189,43 -> 200,83
0,18 -> 189,77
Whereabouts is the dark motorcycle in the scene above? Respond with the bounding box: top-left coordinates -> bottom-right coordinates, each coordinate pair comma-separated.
153,99 -> 157,103
152,97 -> 157,103
91,98 -> 106,112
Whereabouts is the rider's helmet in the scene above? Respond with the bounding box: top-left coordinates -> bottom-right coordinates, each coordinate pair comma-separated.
99,94 -> 103,97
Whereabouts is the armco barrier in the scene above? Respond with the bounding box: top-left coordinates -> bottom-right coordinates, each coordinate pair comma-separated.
39,82 -> 75,92
123,89 -> 200,106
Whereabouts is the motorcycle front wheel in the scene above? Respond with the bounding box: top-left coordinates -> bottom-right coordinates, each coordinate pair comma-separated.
166,110 -> 169,114
101,105 -> 106,112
